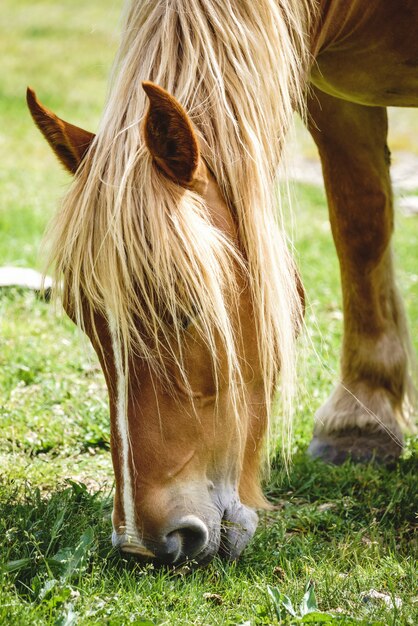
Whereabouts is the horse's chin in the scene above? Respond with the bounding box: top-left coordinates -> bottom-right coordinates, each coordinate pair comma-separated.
219,500 -> 259,560
184,500 -> 258,565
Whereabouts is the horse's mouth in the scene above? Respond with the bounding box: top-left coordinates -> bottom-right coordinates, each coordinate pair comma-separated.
112,500 -> 258,565
219,501 -> 259,560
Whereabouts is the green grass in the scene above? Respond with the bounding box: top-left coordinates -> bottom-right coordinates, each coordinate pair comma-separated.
0,0 -> 120,268
1,0 -> 418,624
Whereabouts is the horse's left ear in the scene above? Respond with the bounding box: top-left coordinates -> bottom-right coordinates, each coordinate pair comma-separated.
26,87 -> 95,174
142,81 -> 201,188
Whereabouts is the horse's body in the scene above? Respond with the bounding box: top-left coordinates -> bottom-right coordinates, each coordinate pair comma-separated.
28,0 -> 416,564
312,0 -> 418,107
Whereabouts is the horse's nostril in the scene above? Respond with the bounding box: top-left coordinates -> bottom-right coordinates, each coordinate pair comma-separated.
161,515 -> 209,563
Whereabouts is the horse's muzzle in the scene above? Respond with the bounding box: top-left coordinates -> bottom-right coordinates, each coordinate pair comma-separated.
112,497 -> 258,565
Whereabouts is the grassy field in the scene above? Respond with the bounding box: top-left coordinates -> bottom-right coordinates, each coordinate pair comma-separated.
1,1 -> 417,624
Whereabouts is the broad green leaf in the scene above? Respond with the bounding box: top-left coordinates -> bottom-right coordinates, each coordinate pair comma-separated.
49,547 -> 73,565
4,557 -> 32,573
267,585 -> 284,620
300,581 -> 318,616
267,585 -> 297,619
281,593 -> 298,618
61,527 -> 95,580
38,577 -> 58,600
54,602 -> 78,626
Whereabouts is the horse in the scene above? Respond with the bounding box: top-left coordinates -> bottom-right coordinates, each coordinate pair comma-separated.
27,0 -> 416,565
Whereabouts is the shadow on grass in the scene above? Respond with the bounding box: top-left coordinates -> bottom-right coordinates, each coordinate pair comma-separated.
0,480 -> 142,599
1,442 -> 417,597
268,441 -> 417,526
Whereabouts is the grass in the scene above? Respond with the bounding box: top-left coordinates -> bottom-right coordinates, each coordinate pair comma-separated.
1,0 -> 417,624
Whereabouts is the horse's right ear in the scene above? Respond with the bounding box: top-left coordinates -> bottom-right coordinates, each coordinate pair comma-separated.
26,88 -> 95,174
142,81 -> 201,188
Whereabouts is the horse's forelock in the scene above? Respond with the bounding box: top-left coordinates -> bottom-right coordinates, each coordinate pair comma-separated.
45,0 -> 312,487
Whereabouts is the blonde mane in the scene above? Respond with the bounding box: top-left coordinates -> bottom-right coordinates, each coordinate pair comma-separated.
46,0 -> 313,464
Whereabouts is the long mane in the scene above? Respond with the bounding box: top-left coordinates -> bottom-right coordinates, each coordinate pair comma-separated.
47,0 -> 313,470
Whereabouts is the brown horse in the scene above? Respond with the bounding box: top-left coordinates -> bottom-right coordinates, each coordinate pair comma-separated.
27,0 -> 416,564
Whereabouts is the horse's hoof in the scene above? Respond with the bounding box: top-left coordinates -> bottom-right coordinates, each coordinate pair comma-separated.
307,429 -> 403,465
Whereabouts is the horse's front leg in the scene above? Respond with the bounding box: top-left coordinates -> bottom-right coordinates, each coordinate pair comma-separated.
306,87 -> 414,464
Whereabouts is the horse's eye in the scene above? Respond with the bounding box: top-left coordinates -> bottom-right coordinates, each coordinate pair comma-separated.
179,303 -> 199,331
180,314 -> 192,331
169,301 -> 198,332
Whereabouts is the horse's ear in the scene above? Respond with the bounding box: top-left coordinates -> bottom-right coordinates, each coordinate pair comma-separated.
142,81 -> 200,187
26,87 -> 95,174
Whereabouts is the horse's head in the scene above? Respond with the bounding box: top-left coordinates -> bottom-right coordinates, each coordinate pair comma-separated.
27,84 -> 271,564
